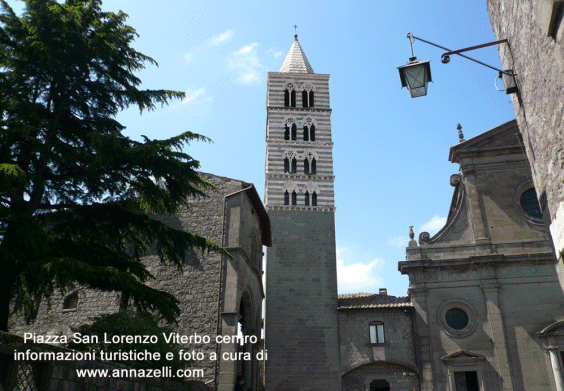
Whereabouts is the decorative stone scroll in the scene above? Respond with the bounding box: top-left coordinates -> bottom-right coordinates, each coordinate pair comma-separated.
419,232 -> 431,244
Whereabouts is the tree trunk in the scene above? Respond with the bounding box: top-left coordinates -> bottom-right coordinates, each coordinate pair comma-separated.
0,270 -> 16,332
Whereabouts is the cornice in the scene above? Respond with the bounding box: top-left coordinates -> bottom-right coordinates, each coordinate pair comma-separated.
266,139 -> 334,148
266,205 -> 336,212
266,106 -> 332,113
265,173 -> 335,181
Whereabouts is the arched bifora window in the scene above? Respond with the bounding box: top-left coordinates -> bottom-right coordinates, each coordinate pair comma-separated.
369,321 -> 385,344
301,84 -> 314,108
304,158 -> 310,174
291,191 -> 297,205
302,118 -> 316,141
312,191 -> 318,206
283,149 -> 298,174
305,191 -> 310,206
284,88 -> 296,107
291,123 -> 297,140
284,191 -> 289,205
284,124 -> 290,140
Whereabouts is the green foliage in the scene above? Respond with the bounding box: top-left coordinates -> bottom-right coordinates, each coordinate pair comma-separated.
0,0 -> 229,331
68,311 -> 189,371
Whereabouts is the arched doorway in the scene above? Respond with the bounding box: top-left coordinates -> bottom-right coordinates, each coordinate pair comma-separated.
237,292 -> 254,390
370,379 -> 390,391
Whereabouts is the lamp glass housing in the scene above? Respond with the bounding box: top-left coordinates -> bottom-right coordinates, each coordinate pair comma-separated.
502,70 -> 517,94
398,60 -> 432,98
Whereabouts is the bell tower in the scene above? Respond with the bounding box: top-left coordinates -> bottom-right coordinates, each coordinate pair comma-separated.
264,34 -> 341,390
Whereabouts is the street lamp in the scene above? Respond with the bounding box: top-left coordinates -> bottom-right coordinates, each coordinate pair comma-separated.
398,33 -> 517,98
398,59 -> 432,98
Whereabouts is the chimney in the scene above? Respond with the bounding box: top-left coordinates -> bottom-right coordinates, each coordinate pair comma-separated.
379,288 -> 388,296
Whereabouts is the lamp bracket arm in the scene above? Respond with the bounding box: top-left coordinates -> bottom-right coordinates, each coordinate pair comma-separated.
407,33 -> 515,76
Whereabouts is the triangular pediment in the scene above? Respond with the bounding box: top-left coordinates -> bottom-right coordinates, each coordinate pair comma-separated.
441,350 -> 486,363
449,119 -> 520,163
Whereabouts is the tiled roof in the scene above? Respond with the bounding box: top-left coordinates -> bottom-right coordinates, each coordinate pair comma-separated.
279,35 -> 314,74
338,292 -> 412,309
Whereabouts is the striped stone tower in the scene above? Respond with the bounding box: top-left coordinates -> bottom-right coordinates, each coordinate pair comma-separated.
264,34 -> 341,391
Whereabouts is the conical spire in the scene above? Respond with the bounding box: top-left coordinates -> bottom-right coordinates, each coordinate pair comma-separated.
279,34 -> 314,74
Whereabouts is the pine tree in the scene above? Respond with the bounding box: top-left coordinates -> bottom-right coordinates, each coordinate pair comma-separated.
0,0 -> 227,331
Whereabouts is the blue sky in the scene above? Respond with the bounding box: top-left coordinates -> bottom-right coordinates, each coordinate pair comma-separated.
9,1 -> 517,296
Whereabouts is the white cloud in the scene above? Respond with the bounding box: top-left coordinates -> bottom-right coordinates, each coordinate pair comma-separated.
210,29 -> 234,46
267,48 -> 283,59
388,235 -> 409,249
420,215 -> 447,234
228,43 -> 265,85
181,88 -> 206,105
336,248 -> 383,292
184,53 -> 193,63
236,43 -> 256,55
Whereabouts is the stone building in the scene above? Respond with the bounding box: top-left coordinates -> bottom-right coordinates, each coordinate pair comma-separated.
338,291 -> 418,391
9,173 -> 271,391
399,119 -> 564,391
263,34 -> 342,391
487,0 -> 564,272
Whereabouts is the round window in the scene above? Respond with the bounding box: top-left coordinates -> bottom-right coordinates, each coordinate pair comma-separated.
520,188 -> 543,220
445,308 -> 469,330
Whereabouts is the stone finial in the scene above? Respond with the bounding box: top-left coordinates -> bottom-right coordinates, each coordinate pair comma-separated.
408,226 -> 418,247
458,123 -> 465,143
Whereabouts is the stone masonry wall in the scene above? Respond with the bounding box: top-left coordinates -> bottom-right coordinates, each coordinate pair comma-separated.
341,362 -> 419,391
265,209 -> 341,391
0,331 -> 201,391
488,0 -> 564,258
9,173 -> 255,388
338,307 -> 417,375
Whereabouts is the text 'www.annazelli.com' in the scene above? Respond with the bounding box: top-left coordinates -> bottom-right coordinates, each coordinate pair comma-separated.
76,367 -> 204,378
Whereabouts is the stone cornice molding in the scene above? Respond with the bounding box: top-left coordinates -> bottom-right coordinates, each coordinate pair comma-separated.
266,205 -> 336,212
480,283 -> 501,292
400,252 -> 555,274
266,139 -> 334,147
266,172 -> 335,181
460,160 -> 528,174
267,106 -> 332,114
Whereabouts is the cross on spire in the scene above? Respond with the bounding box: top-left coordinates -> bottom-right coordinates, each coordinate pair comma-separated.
294,25 -> 298,39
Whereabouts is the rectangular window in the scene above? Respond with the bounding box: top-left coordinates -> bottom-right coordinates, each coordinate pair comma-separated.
369,323 -> 385,344
454,371 -> 479,391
